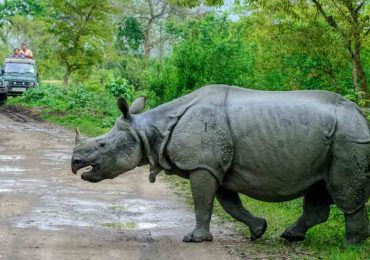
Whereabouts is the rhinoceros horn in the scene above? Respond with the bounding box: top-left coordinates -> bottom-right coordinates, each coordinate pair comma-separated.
75,128 -> 82,145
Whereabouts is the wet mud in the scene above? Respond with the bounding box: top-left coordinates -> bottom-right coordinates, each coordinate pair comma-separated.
0,108 -> 243,259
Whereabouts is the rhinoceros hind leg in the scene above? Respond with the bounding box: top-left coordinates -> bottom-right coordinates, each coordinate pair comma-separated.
281,181 -> 332,242
216,187 -> 267,241
183,169 -> 218,243
344,206 -> 369,244
327,142 -> 370,244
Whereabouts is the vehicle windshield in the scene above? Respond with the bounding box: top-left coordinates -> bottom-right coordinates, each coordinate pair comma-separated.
5,63 -> 35,74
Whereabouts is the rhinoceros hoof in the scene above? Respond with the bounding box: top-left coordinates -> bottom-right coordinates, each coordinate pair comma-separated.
280,230 -> 305,242
250,218 -> 267,241
183,229 -> 213,242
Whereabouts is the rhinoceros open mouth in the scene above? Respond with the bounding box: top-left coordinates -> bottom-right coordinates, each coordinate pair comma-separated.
72,163 -> 103,183
81,166 -> 103,183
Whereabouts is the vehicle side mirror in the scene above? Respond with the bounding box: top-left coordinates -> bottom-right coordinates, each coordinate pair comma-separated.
0,68 -> 4,74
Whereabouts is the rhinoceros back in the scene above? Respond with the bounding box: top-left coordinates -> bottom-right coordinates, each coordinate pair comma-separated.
224,87 -> 370,201
165,85 -> 370,201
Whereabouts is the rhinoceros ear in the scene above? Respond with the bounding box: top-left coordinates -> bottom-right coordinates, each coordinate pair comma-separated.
130,97 -> 146,115
117,97 -> 130,119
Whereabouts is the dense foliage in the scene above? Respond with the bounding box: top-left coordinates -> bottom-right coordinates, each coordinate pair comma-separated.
1,1 -> 369,104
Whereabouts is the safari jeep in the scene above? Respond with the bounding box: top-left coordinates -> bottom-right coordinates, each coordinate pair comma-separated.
2,58 -> 39,96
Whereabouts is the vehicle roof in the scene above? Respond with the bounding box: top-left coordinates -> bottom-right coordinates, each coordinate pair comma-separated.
4,58 -> 35,64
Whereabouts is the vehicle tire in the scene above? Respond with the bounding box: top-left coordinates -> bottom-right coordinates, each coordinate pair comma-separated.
0,93 -> 7,103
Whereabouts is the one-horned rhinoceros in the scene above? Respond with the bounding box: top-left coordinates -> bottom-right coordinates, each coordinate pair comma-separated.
71,85 -> 370,244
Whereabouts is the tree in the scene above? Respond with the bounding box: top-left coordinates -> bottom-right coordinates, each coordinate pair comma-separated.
170,0 -> 370,100
0,0 -> 46,47
149,15 -> 255,103
3,15 -> 60,79
117,16 -> 145,54
309,0 -> 370,98
113,0 -> 190,59
249,0 -> 370,99
141,0 -> 169,57
0,0 -> 46,26
168,0 -> 224,7
49,0 -> 112,85
237,2 -> 353,93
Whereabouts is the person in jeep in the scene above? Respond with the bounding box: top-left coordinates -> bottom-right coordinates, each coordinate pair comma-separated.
20,43 -> 33,59
12,48 -> 24,58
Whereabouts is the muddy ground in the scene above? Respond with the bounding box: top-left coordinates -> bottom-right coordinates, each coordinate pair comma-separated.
0,107 -> 250,259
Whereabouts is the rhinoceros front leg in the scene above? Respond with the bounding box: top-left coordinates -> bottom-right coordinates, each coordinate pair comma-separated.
183,169 -> 218,242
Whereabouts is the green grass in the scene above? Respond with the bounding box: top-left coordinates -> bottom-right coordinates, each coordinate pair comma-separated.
6,84 -> 118,136
6,100 -> 110,136
101,222 -> 138,229
42,113 -> 110,136
6,84 -> 370,259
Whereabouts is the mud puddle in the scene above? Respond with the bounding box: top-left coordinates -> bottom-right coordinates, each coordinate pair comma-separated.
40,149 -> 72,167
14,195 -> 194,235
0,179 -> 47,193
41,150 -> 71,161
0,155 -> 25,160
0,166 -> 28,173
0,123 -> 51,133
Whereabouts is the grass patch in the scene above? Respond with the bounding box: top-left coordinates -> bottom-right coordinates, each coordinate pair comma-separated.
6,84 -> 120,136
107,205 -> 128,212
42,113 -> 109,136
101,222 -> 138,229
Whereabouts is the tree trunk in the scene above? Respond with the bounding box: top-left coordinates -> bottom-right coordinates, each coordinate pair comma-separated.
351,58 -> 360,92
159,21 -> 164,61
353,39 -> 369,98
63,64 -> 71,86
353,55 -> 369,96
144,21 -> 152,58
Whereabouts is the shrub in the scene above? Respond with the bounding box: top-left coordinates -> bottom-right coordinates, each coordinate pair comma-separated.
105,77 -> 136,101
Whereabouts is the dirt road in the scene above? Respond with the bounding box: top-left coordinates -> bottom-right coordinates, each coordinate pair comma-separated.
0,108 -> 244,259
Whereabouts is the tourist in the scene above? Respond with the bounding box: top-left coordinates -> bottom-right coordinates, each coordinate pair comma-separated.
20,43 -> 33,59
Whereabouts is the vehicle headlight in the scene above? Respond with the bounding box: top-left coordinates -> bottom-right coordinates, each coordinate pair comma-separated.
29,82 -> 35,87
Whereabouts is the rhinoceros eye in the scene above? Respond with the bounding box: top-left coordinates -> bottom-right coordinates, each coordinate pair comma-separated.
99,142 -> 106,148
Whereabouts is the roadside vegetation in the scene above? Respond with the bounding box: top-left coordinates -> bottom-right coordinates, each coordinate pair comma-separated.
2,0 -> 370,259
7,81 -> 134,136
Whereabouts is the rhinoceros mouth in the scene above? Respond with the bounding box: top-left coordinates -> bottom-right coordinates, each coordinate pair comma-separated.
72,162 -> 103,183
72,163 -> 95,174
80,165 -> 104,183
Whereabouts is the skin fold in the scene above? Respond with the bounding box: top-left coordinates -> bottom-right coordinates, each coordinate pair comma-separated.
72,85 -> 370,244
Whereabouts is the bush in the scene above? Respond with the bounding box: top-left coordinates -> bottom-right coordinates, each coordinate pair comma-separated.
105,77 -> 136,101
66,85 -> 94,109
148,15 -> 255,106
8,84 -> 123,135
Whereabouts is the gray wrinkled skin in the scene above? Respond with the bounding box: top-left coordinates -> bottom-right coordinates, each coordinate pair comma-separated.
72,85 -> 370,244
